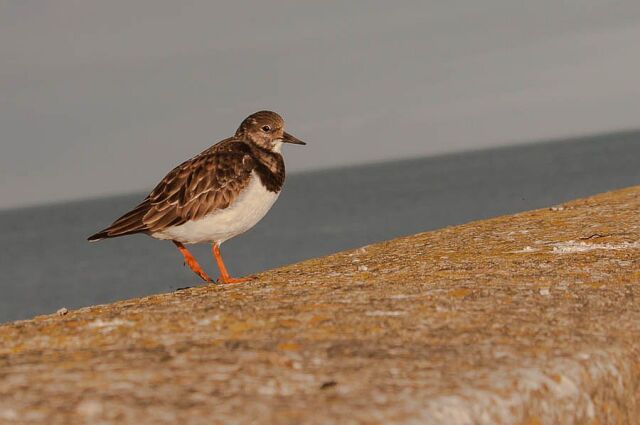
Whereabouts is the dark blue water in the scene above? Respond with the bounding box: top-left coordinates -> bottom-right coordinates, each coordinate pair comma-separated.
1,130 -> 639,323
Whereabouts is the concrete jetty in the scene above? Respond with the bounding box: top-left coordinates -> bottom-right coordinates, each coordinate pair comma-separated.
1,186 -> 639,424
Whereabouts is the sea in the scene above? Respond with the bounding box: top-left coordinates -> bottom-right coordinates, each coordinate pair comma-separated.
1,130 -> 638,323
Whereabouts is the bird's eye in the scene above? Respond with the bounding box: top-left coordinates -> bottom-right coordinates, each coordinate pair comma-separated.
261,125 -> 271,132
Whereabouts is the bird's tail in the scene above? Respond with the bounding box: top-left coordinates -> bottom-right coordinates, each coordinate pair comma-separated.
88,199 -> 151,241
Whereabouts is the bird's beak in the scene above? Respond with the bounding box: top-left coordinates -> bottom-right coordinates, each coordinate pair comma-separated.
282,131 -> 306,145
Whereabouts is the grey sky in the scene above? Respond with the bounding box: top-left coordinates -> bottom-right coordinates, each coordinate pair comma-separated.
1,0 -> 639,209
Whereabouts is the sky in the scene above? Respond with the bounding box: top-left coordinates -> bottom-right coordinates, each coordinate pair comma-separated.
1,0 -> 639,209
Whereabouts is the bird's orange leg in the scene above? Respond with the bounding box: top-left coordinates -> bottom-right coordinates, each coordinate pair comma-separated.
212,243 -> 253,284
173,241 -> 213,283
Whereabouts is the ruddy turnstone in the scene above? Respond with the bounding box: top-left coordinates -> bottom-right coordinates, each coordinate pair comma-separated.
88,110 -> 305,284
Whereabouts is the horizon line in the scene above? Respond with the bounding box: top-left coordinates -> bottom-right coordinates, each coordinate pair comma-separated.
2,127 -> 638,213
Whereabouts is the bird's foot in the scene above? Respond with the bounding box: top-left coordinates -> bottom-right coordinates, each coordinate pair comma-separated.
185,261 -> 213,283
196,271 -> 214,284
216,275 -> 256,285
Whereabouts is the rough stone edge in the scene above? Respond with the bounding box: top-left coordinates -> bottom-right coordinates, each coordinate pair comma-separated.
408,346 -> 638,425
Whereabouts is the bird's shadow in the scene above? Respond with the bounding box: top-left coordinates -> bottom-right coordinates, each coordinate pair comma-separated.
173,285 -> 194,292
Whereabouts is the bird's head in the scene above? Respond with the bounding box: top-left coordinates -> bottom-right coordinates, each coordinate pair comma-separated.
235,110 -> 306,152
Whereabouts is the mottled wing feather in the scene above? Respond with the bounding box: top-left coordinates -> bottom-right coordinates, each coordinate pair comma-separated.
143,142 -> 256,232
87,199 -> 152,241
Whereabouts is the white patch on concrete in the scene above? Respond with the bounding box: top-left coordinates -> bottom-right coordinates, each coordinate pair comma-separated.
153,172 -> 279,244
196,315 -> 220,326
87,319 -> 132,330
551,240 -> 640,254
0,409 -> 18,421
76,399 -> 104,418
389,294 -> 417,300
365,311 -> 406,317
511,246 -> 538,253
354,247 -> 368,255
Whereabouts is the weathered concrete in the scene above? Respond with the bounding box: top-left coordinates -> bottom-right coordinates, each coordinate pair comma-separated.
1,186 -> 640,424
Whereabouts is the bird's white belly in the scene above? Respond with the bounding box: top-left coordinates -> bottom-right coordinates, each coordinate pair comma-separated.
152,173 -> 280,244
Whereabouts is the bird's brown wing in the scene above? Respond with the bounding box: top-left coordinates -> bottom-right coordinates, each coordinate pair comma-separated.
143,141 -> 256,232
88,140 -> 256,241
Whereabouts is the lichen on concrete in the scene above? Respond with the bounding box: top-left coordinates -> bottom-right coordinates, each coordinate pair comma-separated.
1,186 -> 640,424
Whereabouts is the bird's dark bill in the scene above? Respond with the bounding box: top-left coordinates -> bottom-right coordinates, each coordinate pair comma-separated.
283,132 -> 306,145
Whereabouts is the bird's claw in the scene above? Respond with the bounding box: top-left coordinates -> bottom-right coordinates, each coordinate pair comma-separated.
216,275 -> 256,285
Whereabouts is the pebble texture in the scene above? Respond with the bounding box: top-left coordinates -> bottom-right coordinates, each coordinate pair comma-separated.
1,186 -> 640,424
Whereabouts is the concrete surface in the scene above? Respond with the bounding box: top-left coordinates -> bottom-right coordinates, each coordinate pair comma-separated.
1,186 -> 640,424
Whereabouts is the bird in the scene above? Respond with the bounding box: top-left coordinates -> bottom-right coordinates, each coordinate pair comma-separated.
88,110 -> 306,284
